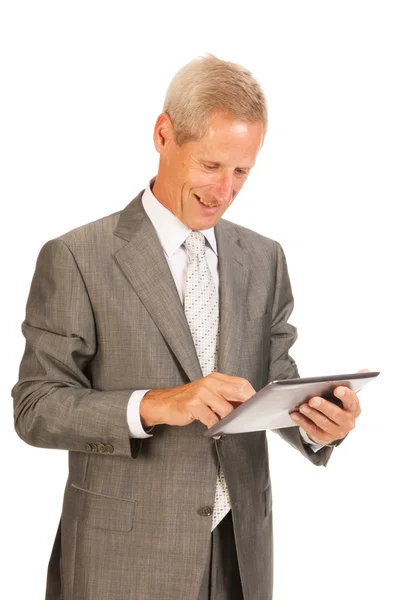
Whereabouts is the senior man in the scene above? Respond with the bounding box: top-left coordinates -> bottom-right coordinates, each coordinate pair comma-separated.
12,54 -> 361,600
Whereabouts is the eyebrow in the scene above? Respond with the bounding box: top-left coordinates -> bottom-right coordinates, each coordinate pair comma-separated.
201,160 -> 255,169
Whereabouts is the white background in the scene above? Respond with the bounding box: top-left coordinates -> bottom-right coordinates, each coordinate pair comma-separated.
1,1 -> 399,598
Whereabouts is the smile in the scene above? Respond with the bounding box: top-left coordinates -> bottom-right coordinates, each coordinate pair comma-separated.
194,194 -> 219,208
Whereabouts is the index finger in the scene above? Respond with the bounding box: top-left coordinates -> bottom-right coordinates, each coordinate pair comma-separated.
213,377 -> 256,402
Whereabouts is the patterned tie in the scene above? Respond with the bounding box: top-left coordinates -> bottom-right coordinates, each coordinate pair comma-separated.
183,231 -> 231,531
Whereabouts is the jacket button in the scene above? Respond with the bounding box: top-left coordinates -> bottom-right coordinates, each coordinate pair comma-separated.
216,438 -> 223,446
89,443 -> 97,452
104,444 -> 114,454
199,506 -> 213,517
84,443 -> 91,452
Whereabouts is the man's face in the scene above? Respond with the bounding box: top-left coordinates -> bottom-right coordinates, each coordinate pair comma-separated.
153,110 -> 264,230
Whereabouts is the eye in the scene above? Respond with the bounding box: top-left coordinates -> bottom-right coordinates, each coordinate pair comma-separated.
235,168 -> 248,176
204,164 -> 218,170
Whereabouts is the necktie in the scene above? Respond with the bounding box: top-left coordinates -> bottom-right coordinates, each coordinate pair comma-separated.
183,231 -> 231,531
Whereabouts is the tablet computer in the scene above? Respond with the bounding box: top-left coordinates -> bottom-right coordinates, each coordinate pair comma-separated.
203,371 -> 380,437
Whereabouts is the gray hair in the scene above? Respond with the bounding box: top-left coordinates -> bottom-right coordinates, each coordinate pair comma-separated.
162,54 -> 267,146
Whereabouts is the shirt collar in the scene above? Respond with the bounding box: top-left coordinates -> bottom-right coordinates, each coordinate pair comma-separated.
141,178 -> 218,258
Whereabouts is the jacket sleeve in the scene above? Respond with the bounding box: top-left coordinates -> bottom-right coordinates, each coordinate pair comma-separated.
11,238 -> 141,459
267,241 -> 338,467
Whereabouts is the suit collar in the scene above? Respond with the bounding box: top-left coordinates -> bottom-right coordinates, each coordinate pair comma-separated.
214,219 -> 249,377
113,189 -> 241,253
113,191 -> 249,382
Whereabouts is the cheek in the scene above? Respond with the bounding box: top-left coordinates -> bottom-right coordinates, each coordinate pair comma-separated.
192,173 -> 216,190
236,178 -> 247,192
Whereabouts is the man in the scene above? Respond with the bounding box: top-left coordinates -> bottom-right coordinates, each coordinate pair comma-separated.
12,54 -> 361,600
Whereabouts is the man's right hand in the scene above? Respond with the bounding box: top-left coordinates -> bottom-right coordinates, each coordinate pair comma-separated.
140,373 -> 256,431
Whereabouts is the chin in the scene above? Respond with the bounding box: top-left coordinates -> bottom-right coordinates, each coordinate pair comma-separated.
191,217 -> 219,231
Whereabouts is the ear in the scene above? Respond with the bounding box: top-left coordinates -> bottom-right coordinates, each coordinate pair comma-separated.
153,113 -> 175,153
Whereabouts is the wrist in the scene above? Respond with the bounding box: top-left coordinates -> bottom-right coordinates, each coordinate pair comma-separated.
140,389 -> 166,428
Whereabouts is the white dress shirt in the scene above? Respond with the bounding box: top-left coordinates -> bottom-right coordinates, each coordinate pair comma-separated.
126,179 -> 323,452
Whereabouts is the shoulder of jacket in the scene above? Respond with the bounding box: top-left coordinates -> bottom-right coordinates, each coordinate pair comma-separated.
38,210 -> 123,256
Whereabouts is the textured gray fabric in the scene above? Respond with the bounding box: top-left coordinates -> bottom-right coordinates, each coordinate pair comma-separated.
12,190 -> 336,600
198,512 -> 243,600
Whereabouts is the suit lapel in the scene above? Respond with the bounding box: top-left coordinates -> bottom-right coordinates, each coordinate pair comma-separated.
215,221 -> 249,378
113,191 -> 249,382
113,192 -> 203,382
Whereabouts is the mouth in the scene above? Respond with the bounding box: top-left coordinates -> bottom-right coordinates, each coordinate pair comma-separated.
194,194 -> 219,208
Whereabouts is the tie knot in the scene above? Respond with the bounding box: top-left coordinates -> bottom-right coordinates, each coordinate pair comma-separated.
184,231 -> 206,259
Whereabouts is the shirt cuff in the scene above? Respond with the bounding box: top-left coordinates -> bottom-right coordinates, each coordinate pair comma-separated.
127,390 -> 154,438
299,427 -> 325,452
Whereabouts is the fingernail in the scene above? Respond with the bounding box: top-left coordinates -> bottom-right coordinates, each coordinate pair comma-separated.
309,397 -> 321,408
335,387 -> 345,397
300,405 -> 311,413
291,413 -> 300,421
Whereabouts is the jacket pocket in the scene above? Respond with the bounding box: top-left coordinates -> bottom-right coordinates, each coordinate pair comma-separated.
70,483 -> 136,532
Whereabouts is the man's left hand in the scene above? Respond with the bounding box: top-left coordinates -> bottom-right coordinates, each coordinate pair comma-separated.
289,384 -> 362,445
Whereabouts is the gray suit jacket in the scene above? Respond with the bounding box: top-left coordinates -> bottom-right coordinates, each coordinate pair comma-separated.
12,191 -> 336,600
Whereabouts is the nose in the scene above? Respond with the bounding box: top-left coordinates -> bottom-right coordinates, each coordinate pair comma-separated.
215,174 -> 234,204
